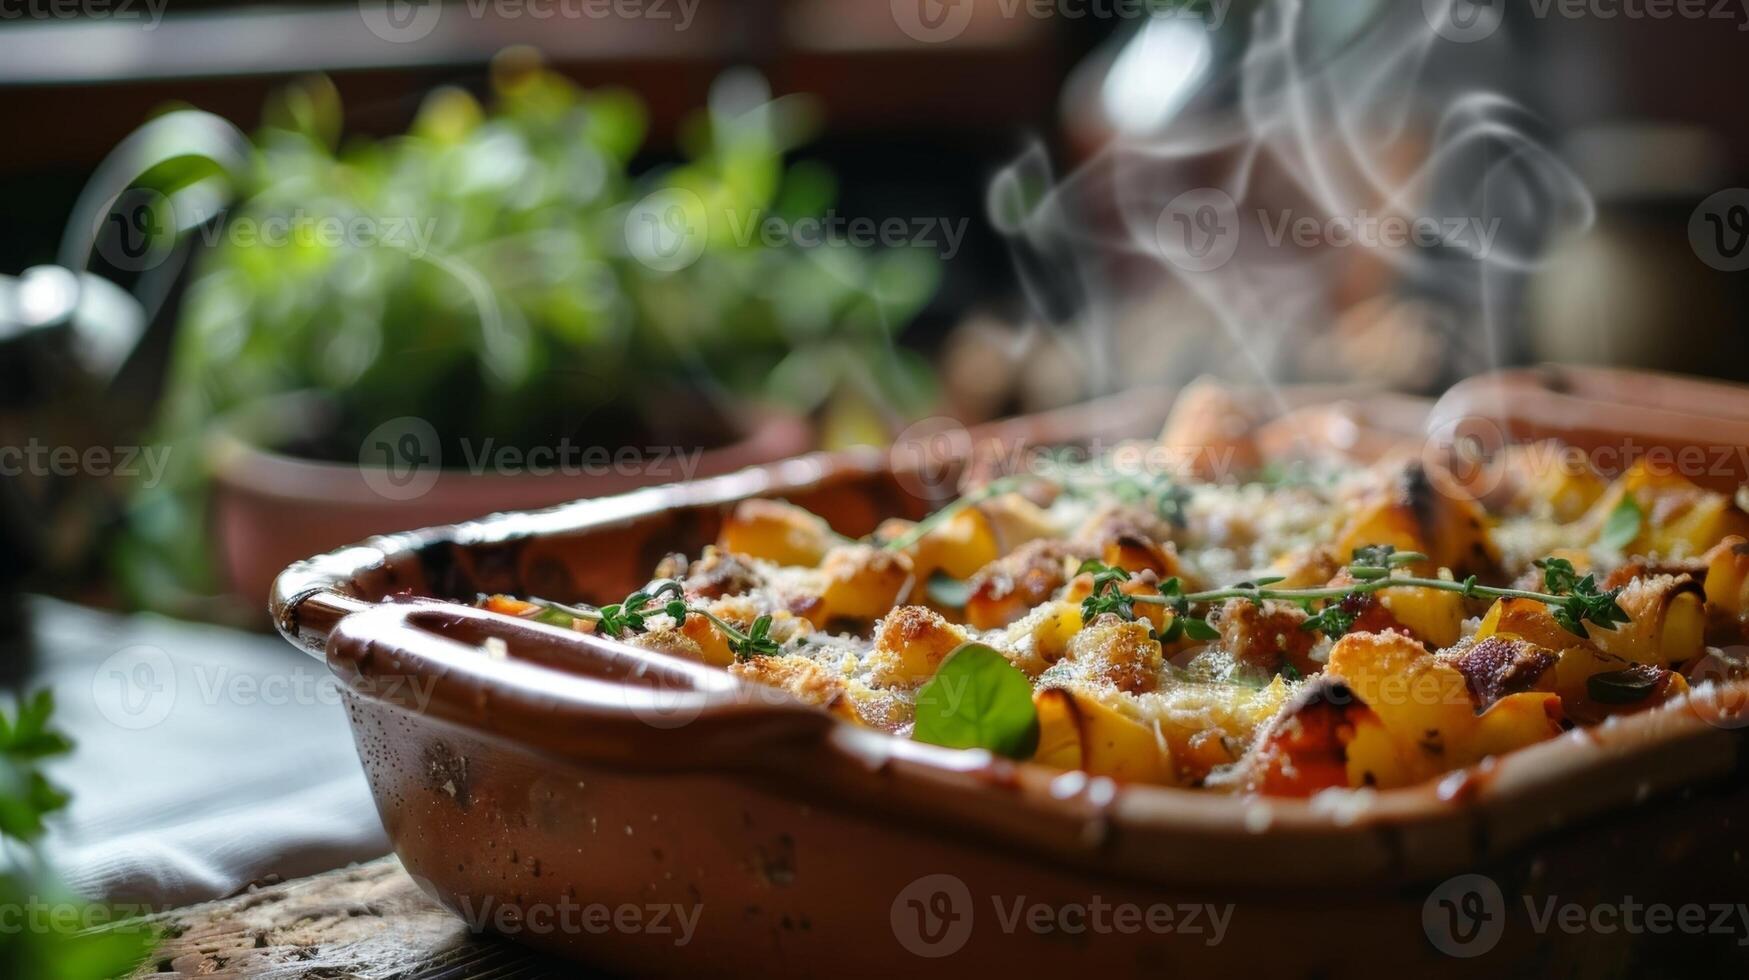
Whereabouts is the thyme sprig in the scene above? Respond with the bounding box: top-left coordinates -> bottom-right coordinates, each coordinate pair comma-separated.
1078,546 -> 1630,641
520,581 -> 781,660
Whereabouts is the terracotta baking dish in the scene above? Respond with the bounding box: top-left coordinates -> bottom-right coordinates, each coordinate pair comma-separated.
272,376 -> 1749,977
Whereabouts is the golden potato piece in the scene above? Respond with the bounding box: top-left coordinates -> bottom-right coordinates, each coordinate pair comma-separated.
729,654 -> 846,712
865,606 -> 969,689
965,539 -> 1079,630
818,544 -> 914,622
720,499 -> 834,566
1589,574 -> 1705,668
1334,463 -> 1499,579
1469,691 -> 1564,760
1034,688 -> 1174,784
1703,536 -> 1749,640
627,627 -> 707,662
1374,583 -> 1465,649
1324,631 -> 1477,786
995,601 -> 1084,677
1062,618 -> 1165,694
1242,678 -> 1390,796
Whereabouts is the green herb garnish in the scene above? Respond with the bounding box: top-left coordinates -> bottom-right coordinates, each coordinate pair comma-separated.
521,582 -> 781,661
1077,544 -> 1631,642
1600,496 -> 1644,553
912,643 -> 1040,759
925,572 -> 972,609
0,692 -> 157,977
1587,667 -> 1661,704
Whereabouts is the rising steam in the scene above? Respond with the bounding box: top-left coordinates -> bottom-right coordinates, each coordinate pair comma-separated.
991,0 -> 1595,399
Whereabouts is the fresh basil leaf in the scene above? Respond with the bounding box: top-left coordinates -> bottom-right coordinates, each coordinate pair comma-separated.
913,643 -> 1039,760
531,606 -> 579,628
1587,666 -> 1662,704
1600,496 -> 1643,552
1181,617 -> 1221,641
925,572 -> 971,609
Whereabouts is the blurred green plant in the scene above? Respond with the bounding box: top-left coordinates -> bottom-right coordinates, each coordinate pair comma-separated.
120,59 -> 941,609
0,692 -> 156,979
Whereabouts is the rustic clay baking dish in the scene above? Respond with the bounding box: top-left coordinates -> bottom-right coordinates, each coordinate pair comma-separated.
273,376 -> 1749,977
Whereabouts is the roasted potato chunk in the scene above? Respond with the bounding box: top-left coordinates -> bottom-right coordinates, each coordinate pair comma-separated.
1034,688 -> 1174,784
865,606 -> 969,688
1214,599 -> 1320,678
818,544 -> 914,622
1590,574 -> 1706,668
965,539 -> 1080,630
1241,678 -> 1387,796
1334,463 -> 1500,579
1323,631 -> 1476,786
720,499 -> 835,566
1059,617 -> 1165,694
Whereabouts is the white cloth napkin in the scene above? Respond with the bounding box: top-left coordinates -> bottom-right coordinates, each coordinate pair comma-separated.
30,597 -> 389,908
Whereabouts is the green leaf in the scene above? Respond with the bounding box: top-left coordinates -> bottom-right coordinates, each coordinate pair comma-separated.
1587,667 -> 1661,704
1351,544 -> 1397,568
913,644 -> 1039,760
1181,617 -> 1220,641
925,572 -> 971,609
1600,496 -> 1643,552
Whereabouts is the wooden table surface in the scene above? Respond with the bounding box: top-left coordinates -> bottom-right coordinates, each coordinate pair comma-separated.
129,857 -> 598,979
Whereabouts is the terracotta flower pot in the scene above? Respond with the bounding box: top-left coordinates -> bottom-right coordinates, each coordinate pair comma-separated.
212,392 -> 812,613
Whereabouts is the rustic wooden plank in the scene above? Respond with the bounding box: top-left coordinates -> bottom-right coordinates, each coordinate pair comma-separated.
126,857 -> 591,979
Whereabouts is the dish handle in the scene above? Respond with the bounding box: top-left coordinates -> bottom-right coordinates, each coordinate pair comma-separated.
323,601 -> 838,772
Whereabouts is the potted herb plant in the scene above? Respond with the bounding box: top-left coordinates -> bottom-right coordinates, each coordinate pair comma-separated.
117,60 -> 940,617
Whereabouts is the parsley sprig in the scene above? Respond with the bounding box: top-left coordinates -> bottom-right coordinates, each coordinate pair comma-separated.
1078,546 -> 1631,642
517,582 -> 782,661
